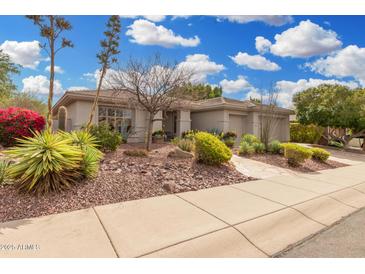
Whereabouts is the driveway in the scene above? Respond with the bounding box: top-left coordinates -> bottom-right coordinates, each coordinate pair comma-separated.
1,163 -> 364,258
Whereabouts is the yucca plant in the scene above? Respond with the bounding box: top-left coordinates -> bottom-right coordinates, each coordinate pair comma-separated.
62,130 -> 103,178
0,160 -> 11,185
4,130 -> 83,195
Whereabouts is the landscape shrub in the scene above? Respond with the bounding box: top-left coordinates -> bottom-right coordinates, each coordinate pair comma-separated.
0,160 -> 10,185
282,143 -> 313,166
267,140 -> 283,154
241,134 -> 259,145
123,149 -> 148,157
152,130 -> 164,138
290,123 -> 322,144
239,141 -> 255,155
89,122 -> 122,151
311,147 -> 331,162
62,130 -> 103,178
328,140 -> 344,148
181,129 -> 198,140
194,132 -> 232,165
224,137 -> 235,148
253,142 -> 265,154
0,107 -> 46,146
223,131 -> 237,140
177,138 -> 195,152
4,130 -> 83,195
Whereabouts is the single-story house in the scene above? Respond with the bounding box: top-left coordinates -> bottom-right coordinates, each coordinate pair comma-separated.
52,89 -> 294,143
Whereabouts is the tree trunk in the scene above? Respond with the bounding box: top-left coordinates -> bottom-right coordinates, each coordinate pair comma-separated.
86,66 -> 106,130
47,16 -> 55,131
146,112 -> 154,151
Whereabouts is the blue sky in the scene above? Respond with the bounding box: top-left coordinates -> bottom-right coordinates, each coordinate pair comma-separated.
1,15 -> 365,107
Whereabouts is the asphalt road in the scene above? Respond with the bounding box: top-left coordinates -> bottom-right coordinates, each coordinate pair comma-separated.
280,208 -> 365,258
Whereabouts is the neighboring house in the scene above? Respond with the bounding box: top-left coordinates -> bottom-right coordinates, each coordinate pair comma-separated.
52,89 -> 294,143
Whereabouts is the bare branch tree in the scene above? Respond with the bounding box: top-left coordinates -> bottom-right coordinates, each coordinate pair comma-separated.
109,54 -> 193,150
254,87 -> 281,149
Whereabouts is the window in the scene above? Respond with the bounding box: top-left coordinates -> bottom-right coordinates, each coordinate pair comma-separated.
98,106 -> 132,137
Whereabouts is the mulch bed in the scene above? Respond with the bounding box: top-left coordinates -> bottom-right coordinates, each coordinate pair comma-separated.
0,143 -> 254,223
241,153 -> 348,173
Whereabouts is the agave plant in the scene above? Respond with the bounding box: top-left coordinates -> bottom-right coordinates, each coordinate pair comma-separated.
62,130 -> 103,178
0,160 -> 11,185
4,130 -> 83,195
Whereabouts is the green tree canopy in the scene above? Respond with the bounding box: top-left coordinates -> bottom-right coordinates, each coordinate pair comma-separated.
293,84 -> 365,146
181,83 -> 222,101
0,50 -> 20,99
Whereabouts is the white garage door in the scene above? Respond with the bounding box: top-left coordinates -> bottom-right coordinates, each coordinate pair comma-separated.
229,115 -> 245,142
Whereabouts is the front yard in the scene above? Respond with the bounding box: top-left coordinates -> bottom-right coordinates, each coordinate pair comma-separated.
0,143 -> 253,223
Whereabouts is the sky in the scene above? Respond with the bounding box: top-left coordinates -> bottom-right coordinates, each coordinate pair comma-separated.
1,15 -> 365,108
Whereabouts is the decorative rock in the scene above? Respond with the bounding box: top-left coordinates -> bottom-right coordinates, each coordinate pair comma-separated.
168,147 -> 194,159
163,181 -> 178,193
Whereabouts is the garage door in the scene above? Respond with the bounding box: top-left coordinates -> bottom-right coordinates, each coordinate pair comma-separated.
229,115 -> 245,143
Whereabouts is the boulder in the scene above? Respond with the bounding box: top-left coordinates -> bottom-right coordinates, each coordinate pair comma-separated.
168,147 -> 194,159
163,181 -> 179,193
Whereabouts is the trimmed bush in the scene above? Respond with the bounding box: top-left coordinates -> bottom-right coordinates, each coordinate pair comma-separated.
311,147 -> 331,162
239,141 -> 255,155
253,142 -> 265,154
0,107 -> 45,146
89,122 -> 122,151
4,130 -> 83,195
290,123 -> 322,144
267,140 -> 283,154
282,143 -> 313,166
123,149 -> 148,157
241,134 -> 259,145
194,132 -> 232,165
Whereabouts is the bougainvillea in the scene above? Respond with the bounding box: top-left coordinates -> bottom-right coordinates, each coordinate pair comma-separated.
0,107 -> 45,146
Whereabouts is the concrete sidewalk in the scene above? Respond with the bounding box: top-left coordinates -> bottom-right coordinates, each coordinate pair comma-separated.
0,163 -> 365,258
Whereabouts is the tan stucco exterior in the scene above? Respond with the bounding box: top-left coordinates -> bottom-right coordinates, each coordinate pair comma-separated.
52,90 -> 293,143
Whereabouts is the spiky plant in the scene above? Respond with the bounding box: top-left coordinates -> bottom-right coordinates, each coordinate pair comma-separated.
62,130 -> 103,178
0,160 -> 11,185
4,130 -> 83,195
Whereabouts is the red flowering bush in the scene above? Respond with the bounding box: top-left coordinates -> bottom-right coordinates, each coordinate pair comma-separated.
0,107 -> 46,146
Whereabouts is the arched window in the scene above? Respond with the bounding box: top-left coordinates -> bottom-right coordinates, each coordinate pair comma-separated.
58,106 -> 67,131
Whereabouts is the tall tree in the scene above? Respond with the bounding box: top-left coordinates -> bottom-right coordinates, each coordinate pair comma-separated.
111,55 -> 193,150
0,50 -> 19,99
86,15 -> 121,130
293,84 -> 365,149
181,83 -> 222,101
26,15 -> 73,130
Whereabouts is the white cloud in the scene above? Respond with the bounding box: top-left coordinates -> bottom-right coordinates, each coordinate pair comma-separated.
126,19 -> 200,47
120,15 -> 166,22
178,54 -> 225,82
255,36 -> 272,54
217,16 -> 293,26
0,40 -> 41,69
45,65 -> 64,74
306,45 -> 365,85
68,86 -> 89,91
22,75 -> 63,95
274,78 -> 359,108
220,75 -> 254,94
270,20 -> 342,58
230,52 -> 280,71
83,69 -> 119,89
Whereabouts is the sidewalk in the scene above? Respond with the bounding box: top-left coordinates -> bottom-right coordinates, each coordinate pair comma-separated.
0,163 -> 365,258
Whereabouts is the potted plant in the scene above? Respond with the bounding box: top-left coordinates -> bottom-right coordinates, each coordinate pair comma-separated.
152,130 -> 165,143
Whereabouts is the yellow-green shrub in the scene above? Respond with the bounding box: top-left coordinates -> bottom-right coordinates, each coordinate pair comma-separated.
194,132 -> 232,165
282,143 -> 313,166
253,142 -> 265,154
239,141 -> 255,155
311,147 -> 330,162
290,123 -> 322,144
241,134 -> 259,145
